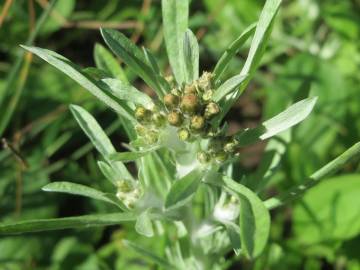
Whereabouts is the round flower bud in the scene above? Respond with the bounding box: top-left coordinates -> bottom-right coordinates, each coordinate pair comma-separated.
181,94 -> 199,114
135,124 -> 147,136
197,151 -> 211,164
204,102 -> 220,119
163,93 -> 179,109
184,84 -> 197,94
135,106 -> 151,122
178,128 -> 190,141
167,111 -> 183,126
202,89 -> 214,101
190,115 -> 205,131
198,72 -> 213,90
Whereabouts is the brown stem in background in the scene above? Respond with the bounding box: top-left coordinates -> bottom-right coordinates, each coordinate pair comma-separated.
35,0 -> 140,30
131,0 -> 152,43
0,0 -> 14,27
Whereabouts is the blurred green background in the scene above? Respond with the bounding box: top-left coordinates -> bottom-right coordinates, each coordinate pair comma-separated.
0,0 -> 359,269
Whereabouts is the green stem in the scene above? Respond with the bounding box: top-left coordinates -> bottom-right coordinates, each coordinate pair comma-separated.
264,142 -> 360,210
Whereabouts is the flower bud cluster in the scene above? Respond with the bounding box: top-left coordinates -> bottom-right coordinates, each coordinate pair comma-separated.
116,180 -> 142,209
163,72 -> 221,141
197,136 -> 239,164
134,106 -> 166,144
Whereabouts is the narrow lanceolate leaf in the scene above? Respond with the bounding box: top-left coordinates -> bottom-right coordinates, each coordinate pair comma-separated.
98,161 -> 121,186
21,46 -> 134,122
0,213 -> 136,235
162,0 -> 189,85
102,78 -> 154,108
94,43 -> 128,82
100,29 -> 166,98
235,97 -> 317,146
213,23 -> 256,82
220,0 -> 282,120
70,105 -> 133,181
165,169 -> 202,210
265,141 -> 360,210
42,182 -> 126,210
183,29 -> 199,83
124,240 -> 175,269
212,74 -> 248,102
240,0 -> 282,77
135,209 -> 154,237
109,147 -> 159,163
222,176 -> 270,258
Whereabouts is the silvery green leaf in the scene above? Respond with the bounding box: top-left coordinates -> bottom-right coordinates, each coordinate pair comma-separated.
100,28 -> 166,97
21,45 -> 134,122
94,43 -> 128,82
70,105 -> 133,181
165,169 -> 202,210
162,0 -> 188,85
223,176 -> 270,259
235,97 -> 317,145
183,29 -> 199,83
97,161 -> 121,186
102,78 -> 154,108
240,0 -> 282,77
213,23 -> 256,82
42,182 -> 126,210
124,240 -> 175,269
0,213 -> 136,235
212,74 -> 248,102
219,0 -> 283,121
109,147 -> 160,163
135,209 -> 154,237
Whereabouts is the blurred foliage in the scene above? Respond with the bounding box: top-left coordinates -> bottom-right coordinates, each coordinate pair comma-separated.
0,0 -> 359,269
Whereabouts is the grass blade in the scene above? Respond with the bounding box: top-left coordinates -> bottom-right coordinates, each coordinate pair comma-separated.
162,0 -> 189,85
213,23 -> 256,82
265,142 -> 360,209
183,29 -> 199,83
0,213 -> 136,235
42,181 -> 126,210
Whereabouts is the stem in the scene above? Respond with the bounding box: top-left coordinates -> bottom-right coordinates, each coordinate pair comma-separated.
264,142 -> 360,209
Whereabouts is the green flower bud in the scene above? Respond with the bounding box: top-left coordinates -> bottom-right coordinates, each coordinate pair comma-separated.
181,94 -> 199,114
198,72 -> 213,90
135,106 -> 151,122
135,124 -> 147,136
202,89 -> 214,101
178,128 -> 190,141
146,130 -> 159,144
190,115 -> 205,131
152,113 -> 166,127
163,93 -> 179,109
204,102 -> 220,119
223,138 -> 238,153
197,151 -> 211,164
167,111 -> 183,126
184,84 -> 197,94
